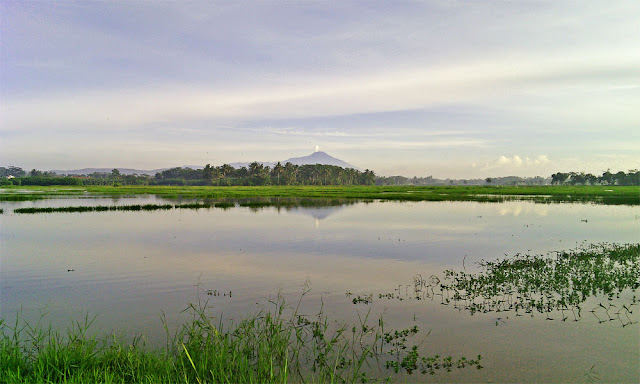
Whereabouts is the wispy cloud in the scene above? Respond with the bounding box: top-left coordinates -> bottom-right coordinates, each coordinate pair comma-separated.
4,51 -> 638,134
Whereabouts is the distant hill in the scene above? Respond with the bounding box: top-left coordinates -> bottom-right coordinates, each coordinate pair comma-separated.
50,152 -> 357,176
51,166 -> 203,176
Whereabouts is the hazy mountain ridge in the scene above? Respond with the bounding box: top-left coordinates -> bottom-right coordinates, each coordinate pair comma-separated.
51,152 -> 358,176
50,167 -> 202,176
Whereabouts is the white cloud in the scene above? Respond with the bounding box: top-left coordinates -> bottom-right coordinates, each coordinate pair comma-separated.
497,155 -> 523,166
483,155 -> 550,171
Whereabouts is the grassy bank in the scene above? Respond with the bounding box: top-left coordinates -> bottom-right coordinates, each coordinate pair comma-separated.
0,294 -> 481,384
1,185 -> 639,205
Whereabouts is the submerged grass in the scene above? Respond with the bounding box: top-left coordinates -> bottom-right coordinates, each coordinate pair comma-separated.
1,292 -> 482,383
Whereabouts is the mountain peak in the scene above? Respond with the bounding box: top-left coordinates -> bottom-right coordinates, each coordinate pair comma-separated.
282,152 -> 357,169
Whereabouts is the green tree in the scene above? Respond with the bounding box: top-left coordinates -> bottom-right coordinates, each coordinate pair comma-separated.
29,169 -> 43,177
203,164 -> 214,184
272,162 -> 284,185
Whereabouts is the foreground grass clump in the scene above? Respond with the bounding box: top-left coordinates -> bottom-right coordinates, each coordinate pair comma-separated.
0,294 -> 481,384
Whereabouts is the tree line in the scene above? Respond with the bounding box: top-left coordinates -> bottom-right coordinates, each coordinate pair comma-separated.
377,170 -> 639,186
2,165 -> 638,187
0,163 -> 376,186
551,170 -> 639,186
376,175 -> 550,186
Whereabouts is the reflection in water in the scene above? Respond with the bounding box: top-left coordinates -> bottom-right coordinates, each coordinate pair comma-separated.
289,206 -> 345,220
498,204 -> 550,217
379,243 -> 639,326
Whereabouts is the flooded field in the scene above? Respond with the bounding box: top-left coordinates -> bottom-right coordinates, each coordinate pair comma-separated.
1,197 -> 639,382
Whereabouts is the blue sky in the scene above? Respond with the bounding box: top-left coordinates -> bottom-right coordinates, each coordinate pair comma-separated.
1,1 -> 639,178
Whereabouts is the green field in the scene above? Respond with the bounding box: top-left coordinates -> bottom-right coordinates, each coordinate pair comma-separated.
1,185 -> 638,205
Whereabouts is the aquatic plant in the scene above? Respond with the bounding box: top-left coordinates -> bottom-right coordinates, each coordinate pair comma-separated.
376,243 -> 639,326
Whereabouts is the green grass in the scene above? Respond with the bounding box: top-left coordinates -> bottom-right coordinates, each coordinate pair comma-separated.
1,185 -> 638,204
0,293 -> 481,383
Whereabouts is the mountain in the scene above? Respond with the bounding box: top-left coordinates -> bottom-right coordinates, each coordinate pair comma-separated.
282,151 -> 356,168
230,152 -> 357,169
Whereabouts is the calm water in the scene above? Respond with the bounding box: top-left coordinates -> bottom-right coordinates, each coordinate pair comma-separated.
1,197 -> 639,382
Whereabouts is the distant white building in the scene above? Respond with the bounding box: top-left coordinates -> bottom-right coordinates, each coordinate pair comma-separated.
6,175 -> 15,179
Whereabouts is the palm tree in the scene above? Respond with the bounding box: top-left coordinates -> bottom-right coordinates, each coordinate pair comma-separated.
284,162 -> 297,185
272,162 -> 284,185
220,164 -> 234,178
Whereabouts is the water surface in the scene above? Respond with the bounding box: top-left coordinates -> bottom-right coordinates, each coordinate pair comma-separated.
1,198 -> 638,382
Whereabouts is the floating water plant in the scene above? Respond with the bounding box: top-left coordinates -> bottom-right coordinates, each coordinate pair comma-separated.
376,243 -> 639,326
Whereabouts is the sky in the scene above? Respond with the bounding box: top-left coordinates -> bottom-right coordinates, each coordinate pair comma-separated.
1,1 -> 639,178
